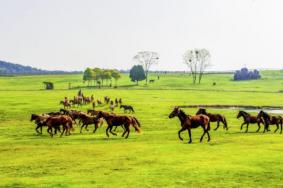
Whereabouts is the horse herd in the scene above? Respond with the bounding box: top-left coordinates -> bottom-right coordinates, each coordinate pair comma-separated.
30,94 -> 283,144
169,107 -> 282,143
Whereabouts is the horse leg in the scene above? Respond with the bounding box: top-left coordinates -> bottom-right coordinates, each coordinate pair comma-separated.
109,126 -> 117,136
60,127 -> 65,137
178,127 -> 186,141
35,125 -> 41,134
241,122 -> 246,130
188,129 -> 192,143
122,127 -> 127,137
256,122 -> 261,132
80,124 -> 85,133
106,126 -> 110,137
113,126 -> 118,131
214,121 -> 220,131
200,128 -> 206,142
125,124 -> 130,139
245,123 -> 249,133
206,130 -> 211,142
274,124 -> 279,133
85,124 -> 89,131
280,123 -> 282,134
47,127 -> 53,137
93,123 -> 98,133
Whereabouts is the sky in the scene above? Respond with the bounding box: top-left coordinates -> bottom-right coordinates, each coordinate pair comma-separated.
0,0 -> 283,71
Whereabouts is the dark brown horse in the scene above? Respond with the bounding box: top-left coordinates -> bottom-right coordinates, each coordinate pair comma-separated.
79,114 -> 104,133
30,114 -> 50,134
60,101 -> 71,109
169,107 -> 211,143
196,108 -> 228,131
45,115 -> 74,137
96,111 -> 141,139
237,111 -> 264,132
257,110 -> 282,134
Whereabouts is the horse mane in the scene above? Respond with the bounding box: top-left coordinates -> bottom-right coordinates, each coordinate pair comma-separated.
239,110 -> 249,116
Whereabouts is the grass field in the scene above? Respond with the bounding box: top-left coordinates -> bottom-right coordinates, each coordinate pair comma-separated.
0,71 -> 283,188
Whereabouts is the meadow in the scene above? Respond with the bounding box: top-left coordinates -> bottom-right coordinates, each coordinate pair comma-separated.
0,71 -> 283,188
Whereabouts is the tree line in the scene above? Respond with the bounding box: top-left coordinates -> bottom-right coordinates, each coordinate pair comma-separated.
83,68 -> 121,87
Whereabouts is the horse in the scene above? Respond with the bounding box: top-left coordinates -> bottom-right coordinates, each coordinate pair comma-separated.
97,99 -> 102,105
149,79 -> 155,83
115,98 -> 119,107
60,101 -> 71,109
118,98 -> 122,105
196,108 -> 228,131
44,115 -> 74,137
30,114 -> 50,134
96,111 -> 141,139
60,109 -> 83,125
169,107 -> 211,143
237,110 -> 264,132
257,110 -> 282,133
104,96 -> 110,104
79,114 -> 104,134
120,105 -> 135,113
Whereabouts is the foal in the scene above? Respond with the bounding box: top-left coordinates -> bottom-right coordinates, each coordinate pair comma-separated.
169,107 -> 211,143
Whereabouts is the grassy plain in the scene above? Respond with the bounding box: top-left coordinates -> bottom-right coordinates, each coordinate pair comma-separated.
0,71 -> 283,188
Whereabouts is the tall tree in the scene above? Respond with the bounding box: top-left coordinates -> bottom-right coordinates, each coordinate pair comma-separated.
111,70 -> 121,87
133,51 -> 159,84
83,68 -> 94,86
129,65 -> 146,85
183,49 -> 211,84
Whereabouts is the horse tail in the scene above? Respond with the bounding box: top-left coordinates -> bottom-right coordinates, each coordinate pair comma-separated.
131,117 -> 141,133
132,117 -> 141,127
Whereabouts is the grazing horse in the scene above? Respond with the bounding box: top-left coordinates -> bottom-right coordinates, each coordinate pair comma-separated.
169,107 -> 211,143
257,110 -> 282,134
79,114 -> 104,133
120,105 -> 135,113
45,115 -> 74,137
60,101 -> 71,109
96,111 -> 141,139
196,108 -> 228,131
237,110 -> 264,132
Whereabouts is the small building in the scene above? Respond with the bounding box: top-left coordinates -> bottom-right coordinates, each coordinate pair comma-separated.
43,82 -> 54,90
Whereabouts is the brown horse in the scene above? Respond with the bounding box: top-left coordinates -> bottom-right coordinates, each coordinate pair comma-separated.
96,111 -> 141,139
237,110 -> 264,132
196,108 -> 228,131
169,107 -> 210,143
87,109 -> 101,116
257,111 -> 282,134
79,114 -> 104,133
45,115 -> 74,137
30,114 -> 50,134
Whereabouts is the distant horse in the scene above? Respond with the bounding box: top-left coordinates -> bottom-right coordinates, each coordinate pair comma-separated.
118,98 -> 122,105
97,99 -> 102,105
70,96 -> 83,107
96,111 -> 141,139
149,79 -> 155,83
115,98 -> 119,107
44,115 -> 74,137
257,110 -> 282,133
120,105 -> 135,113
237,110 -> 264,132
79,114 -> 104,133
196,108 -> 228,131
104,96 -> 110,104
169,107 -> 211,143
60,101 -> 71,109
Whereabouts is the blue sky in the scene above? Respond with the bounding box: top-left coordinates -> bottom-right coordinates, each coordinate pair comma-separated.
0,0 -> 282,71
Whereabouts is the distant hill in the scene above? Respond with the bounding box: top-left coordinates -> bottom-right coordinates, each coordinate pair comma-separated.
0,60 -> 81,75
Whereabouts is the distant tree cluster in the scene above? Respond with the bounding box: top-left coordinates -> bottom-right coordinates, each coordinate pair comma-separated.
83,67 -> 121,87
129,65 -> 146,85
233,68 -> 261,81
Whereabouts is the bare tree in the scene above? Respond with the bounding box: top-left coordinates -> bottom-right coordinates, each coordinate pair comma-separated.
133,51 -> 159,84
183,49 -> 211,84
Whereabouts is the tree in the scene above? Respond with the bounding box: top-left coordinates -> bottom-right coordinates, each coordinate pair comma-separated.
129,65 -> 146,85
133,51 -> 159,84
83,68 -> 94,86
111,70 -> 121,87
183,49 -> 211,84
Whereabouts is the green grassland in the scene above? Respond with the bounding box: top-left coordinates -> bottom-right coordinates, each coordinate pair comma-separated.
0,71 -> 283,188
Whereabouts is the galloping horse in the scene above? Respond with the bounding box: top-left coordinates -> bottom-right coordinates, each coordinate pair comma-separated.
96,111 -> 141,139
44,115 -> 74,137
257,110 -> 282,134
196,108 -> 228,131
79,114 -> 104,134
30,114 -> 50,134
237,110 -> 264,132
169,107 -> 211,143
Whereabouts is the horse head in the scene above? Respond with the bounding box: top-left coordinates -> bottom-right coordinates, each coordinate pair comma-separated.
196,108 -> 206,115
169,107 -> 180,118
